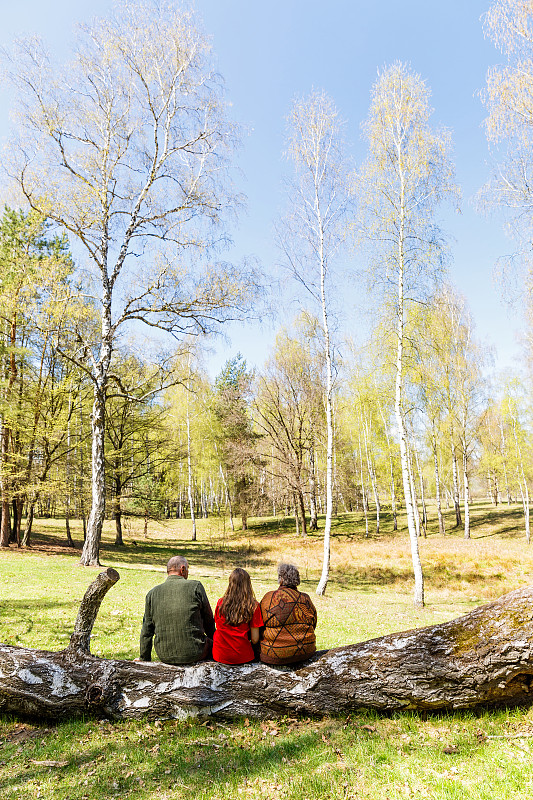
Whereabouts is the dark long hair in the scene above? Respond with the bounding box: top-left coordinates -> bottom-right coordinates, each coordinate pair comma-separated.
220,568 -> 257,626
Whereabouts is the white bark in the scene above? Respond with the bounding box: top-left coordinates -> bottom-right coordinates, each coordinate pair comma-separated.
395,201 -> 424,606
316,241 -> 333,594
281,92 -> 350,596
463,444 -> 471,540
512,415 -> 531,543
452,444 -> 462,527
4,576 -> 533,720
5,6 -> 251,567
358,436 -> 370,538
358,65 -> 455,606
186,361 -> 197,542
433,432 -> 445,535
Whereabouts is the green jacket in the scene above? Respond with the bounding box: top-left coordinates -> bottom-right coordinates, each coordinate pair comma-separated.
140,575 -> 215,665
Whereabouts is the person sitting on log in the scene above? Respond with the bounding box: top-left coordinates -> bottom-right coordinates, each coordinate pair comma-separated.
212,568 -> 263,665
259,563 -> 317,666
139,555 -> 215,665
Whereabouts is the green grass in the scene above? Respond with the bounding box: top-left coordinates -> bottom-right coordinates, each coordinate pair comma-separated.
1,500 -> 533,798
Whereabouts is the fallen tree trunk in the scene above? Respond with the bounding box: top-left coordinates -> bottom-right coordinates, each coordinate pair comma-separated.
1,570 -> 533,721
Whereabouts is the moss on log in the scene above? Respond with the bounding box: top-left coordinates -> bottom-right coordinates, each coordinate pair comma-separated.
1,572 -> 533,721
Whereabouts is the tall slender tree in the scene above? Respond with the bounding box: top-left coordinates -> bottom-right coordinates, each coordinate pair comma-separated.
3,1 -> 254,565
279,90 -> 352,595
481,0 -> 533,294
357,63 -> 457,607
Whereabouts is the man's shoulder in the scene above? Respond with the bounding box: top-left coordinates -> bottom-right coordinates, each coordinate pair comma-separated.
147,576 -> 207,598
146,581 -> 163,599
189,578 -> 208,597
168,577 -> 207,597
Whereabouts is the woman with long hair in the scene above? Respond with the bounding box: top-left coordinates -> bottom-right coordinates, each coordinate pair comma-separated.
213,568 -> 263,665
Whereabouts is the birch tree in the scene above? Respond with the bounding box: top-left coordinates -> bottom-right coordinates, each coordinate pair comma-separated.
481,0 -> 533,295
357,63 -> 457,607
500,379 -> 532,540
2,1 -> 254,565
279,91 -> 352,595
254,325 -> 323,536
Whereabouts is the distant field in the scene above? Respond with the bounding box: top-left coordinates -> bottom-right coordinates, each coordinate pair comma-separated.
1,501 -> 533,799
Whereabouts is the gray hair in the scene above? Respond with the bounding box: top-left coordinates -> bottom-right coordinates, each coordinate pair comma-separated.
278,562 -> 300,588
167,555 -> 188,573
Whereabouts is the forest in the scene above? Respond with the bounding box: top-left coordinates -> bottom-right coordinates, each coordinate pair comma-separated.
4,2 -> 533,799
0,0 -> 532,612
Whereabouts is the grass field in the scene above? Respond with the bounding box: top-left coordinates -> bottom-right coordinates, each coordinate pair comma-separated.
1,501 -> 533,799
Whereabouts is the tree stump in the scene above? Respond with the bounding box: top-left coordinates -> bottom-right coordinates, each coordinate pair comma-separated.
1,571 -> 533,721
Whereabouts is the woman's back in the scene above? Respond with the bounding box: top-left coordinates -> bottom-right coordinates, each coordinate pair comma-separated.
212,568 -> 263,665
260,586 -> 317,665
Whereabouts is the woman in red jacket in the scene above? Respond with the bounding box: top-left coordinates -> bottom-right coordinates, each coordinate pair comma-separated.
213,568 -> 263,665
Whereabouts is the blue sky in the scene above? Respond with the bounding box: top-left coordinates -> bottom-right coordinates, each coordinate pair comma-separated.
0,1 -> 520,378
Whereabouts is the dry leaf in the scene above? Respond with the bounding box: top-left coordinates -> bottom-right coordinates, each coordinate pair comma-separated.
443,744 -> 459,754
31,760 -> 69,768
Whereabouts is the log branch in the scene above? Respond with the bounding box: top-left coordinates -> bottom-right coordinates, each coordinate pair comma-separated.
67,568 -> 120,654
1,574 -> 533,721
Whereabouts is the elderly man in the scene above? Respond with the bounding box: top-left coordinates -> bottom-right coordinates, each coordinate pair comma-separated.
139,555 -> 215,665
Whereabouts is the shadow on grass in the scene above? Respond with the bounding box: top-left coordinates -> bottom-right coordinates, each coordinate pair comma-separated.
329,561 -> 509,591
0,598 -> 80,612
101,540 -> 273,572
0,721 -> 323,799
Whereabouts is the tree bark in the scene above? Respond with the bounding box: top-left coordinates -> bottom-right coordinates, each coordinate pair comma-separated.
297,489 -> 307,537
463,444 -> 471,540
21,499 -> 34,547
433,433 -> 445,536
452,444 -> 462,528
186,364 -> 197,542
3,578 -> 533,722
80,382 -> 107,566
309,446 -> 318,531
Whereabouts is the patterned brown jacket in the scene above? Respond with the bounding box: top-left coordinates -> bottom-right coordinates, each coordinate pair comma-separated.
259,586 -> 317,665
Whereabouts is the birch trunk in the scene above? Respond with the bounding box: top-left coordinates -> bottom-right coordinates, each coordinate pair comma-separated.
452,444 -> 462,528
65,392 -> 74,548
80,383 -> 107,566
186,365 -> 196,543
389,459 -> 398,532
395,182 -> 424,607
358,437 -> 370,538
512,414 -> 530,543
414,446 -> 428,534
309,446 -> 318,531
0,313 -> 17,549
500,419 -> 511,505
463,444 -> 471,540
316,210 -> 333,596
379,405 -> 398,532
433,433 -> 445,535
5,572 -> 533,721
407,443 -> 421,538
362,413 -> 380,535
80,287 -> 112,567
